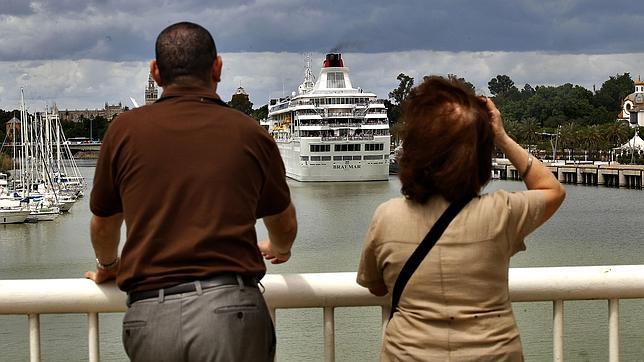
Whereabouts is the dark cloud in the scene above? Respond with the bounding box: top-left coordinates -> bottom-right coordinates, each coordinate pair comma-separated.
2,0 -> 644,63
207,0 -> 644,54
0,0 -> 34,15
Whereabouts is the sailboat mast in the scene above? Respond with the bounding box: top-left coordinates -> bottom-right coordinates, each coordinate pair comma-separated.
54,111 -> 62,175
19,88 -> 27,197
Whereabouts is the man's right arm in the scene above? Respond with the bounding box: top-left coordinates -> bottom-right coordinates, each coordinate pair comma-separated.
259,202 -> 297,264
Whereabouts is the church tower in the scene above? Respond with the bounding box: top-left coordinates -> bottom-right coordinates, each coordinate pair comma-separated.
145,73 -> 158,105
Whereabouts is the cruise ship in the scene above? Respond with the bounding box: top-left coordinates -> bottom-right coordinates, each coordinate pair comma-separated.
265,53 -> 390,181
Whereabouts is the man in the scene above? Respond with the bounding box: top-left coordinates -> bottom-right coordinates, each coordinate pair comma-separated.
85,22 -> 297,362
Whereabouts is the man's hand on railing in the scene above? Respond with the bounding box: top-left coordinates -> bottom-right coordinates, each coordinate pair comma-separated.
84,259 -> 119,284
258,240 -> 291,264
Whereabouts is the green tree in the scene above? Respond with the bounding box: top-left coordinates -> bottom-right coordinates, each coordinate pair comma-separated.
517,117 -> 540,150
520,84 -> 535,99
522,83 -> 599,127
389,73 -> 414,105
251,104 -> 268,122
90,116 -> 109,140
593,73 -> 634,115
446,74 -> 475,93
387,73 -> 414,143
488,75 -> 518,98
502,119 -> 521,142
62,117 -> 88,139
385,99 -> 403,143
602,122 -> 631,149
229,93 -> 253,115
559,122 -> 579,160
579,125 -> 603,159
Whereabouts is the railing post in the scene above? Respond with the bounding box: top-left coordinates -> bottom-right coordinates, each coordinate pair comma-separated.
88,312 -> 99,362
323,306 -> 335,362
28,313 -> 41,362
553,300 -> 564,362
608,299 -> 619,362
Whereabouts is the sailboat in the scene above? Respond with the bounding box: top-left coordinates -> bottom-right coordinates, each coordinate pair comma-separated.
0,88 -> 87,222
0,172 -> 29,224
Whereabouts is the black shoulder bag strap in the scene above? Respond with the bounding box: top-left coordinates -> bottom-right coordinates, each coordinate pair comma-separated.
389,195 -> 474,320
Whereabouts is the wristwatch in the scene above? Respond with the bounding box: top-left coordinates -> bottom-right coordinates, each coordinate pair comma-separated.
96,257 -> 120,271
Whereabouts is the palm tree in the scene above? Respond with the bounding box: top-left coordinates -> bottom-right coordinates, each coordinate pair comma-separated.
518,117 -> 540,152
584,125 -> 603,160
602,122 -> 631,149
559,122 -> 578,160
503,119 -> 521,142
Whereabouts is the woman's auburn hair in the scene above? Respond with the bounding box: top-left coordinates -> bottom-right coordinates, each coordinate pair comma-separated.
399,76 -> 494,204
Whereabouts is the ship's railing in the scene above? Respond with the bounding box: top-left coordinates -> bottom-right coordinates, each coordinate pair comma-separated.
298,120 -> 388,129
2,265 -> 644,362
328,122 -> 362,127
320,135 -> 375,141
300,122 -> 364,127
363,119 -> 388,125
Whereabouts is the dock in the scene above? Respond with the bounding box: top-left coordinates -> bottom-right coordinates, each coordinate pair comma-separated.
493,160 -> 644,189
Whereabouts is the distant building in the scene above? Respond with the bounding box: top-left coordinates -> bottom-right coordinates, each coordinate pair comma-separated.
620,78 -> 644,127
4,117 -> 20,142
59,102 -> 125,123
145,73 -> 159,105
229,86 -> 253,115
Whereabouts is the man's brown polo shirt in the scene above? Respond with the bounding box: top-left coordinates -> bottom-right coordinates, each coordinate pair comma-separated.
90,85 -> 291,293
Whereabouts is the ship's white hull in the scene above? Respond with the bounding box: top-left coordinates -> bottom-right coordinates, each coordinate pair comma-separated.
268,53 -> 391,182
278,140 -> 389,182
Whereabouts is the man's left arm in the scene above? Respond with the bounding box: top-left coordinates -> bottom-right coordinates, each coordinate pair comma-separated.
85,213 -> 124,284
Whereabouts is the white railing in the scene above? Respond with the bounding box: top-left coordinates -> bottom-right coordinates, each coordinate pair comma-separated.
2,265 -> 644,362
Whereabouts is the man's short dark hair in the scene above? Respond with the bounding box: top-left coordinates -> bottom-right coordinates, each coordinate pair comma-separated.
155,22 -> 217,85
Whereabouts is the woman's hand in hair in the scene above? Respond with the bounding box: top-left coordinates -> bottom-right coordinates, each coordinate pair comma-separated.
483,97 -> 508,145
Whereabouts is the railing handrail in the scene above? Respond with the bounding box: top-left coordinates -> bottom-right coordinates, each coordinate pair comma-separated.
2,265 -> 644,315
3,265 -> 644,362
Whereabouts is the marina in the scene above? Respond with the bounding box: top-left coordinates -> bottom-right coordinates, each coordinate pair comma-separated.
265,54 -> 391,182
1,170 -> 643,361
0,90 -> 86,225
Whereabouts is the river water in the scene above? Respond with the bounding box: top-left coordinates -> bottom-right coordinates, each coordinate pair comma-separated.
1,167 -> 643,361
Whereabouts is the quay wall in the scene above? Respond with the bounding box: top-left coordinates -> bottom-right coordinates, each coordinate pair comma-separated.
493,160 -> 644,189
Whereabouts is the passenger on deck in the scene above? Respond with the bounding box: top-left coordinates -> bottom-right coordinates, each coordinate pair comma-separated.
357,76 -> 565,361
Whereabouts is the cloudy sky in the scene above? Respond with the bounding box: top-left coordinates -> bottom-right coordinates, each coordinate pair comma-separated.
1,0 -> 644,111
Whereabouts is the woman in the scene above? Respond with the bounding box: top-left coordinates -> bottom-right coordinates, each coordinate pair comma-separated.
357,76 -> 565,361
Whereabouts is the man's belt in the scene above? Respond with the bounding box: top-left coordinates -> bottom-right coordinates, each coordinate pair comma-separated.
128,274 -> 258,304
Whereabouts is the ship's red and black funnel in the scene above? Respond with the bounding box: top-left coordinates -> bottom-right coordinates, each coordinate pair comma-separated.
323,53 -> 344,68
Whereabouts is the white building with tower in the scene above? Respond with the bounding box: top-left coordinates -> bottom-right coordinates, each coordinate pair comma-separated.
620,78 -> 644,127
